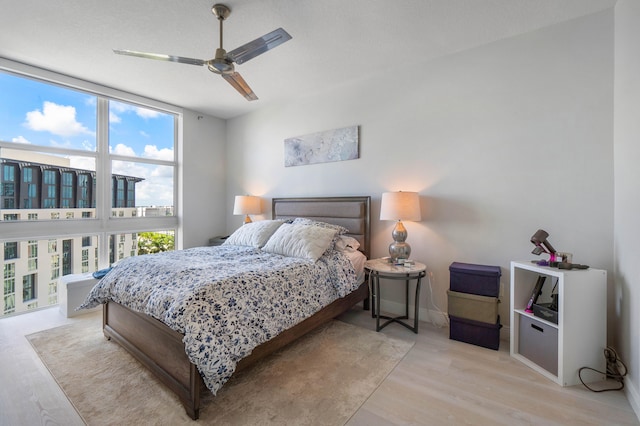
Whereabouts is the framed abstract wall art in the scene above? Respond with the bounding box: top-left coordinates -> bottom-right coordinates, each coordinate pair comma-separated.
284,125 -> 359,167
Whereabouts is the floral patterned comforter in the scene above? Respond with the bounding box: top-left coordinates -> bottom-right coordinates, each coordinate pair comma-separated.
80,244 -> 359,394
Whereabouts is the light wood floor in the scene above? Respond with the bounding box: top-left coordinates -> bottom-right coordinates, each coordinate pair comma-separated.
0,305 -> 637,425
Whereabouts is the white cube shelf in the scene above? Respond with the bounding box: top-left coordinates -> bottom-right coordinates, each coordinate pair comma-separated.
510,261 -> 607,386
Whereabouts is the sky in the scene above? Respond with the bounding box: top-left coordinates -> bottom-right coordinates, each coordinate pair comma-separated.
0,72 -> 175,206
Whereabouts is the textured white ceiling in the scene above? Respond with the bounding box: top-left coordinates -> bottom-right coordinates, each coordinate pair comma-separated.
0,0 -> 616,119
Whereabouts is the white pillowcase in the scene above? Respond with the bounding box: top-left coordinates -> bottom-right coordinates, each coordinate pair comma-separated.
223,220 -> 285,248
262,223 -> 337,261
291,218 -> 348,235
334,235 -> 360,252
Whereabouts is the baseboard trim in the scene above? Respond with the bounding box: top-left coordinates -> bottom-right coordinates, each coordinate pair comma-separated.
624,376 -> 640,422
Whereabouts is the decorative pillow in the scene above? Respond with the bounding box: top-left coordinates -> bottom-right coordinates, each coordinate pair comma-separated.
291,218 -> 349,235
334,235 -> 360,252
262,223 -> 337,261
223,220 -> 285,248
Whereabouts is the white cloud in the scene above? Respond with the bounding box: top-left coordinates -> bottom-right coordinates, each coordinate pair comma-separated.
111,159 -> 173,206
135,178 -> 173,206
139,131 -> 149,138
135,107 -> 161,119
143,145 -> 174,161
109,101 -> 130,114
110,100 -> 163,120
11,135 -> 31,144
110,143 -> 136,156
109,111 -> 121,124
24,101 -> 94,137
49,139 -> 73,148
82,140 -> 96,151
68,156 -> 96,171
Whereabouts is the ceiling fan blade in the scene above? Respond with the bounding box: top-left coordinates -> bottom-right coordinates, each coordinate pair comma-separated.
227,28 -> 292,65
222,72 -> 258,101
113,49 -> 206,66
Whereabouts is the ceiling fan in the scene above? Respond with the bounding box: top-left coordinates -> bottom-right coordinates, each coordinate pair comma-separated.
113,3 -> 292,101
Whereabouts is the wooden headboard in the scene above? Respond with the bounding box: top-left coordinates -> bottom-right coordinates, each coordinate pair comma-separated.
272,196 -> 371,258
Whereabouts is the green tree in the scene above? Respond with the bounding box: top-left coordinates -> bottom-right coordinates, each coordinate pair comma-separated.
137,232 -> 174,255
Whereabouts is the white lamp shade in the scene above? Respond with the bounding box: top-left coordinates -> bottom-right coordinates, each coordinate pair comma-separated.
380,191 -> 421,221
233,195 -> 261,215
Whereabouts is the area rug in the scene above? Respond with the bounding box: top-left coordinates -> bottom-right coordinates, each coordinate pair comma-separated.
27,314 -> 413,425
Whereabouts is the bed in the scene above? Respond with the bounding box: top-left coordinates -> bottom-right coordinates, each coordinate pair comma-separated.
82,196 -> 370,420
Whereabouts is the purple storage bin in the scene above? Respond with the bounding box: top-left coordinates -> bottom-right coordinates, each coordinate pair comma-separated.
449,262 -> 501,297
449,315 -> 501,350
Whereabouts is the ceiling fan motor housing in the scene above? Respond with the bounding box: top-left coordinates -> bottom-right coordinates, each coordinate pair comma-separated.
208,48 -> 234,74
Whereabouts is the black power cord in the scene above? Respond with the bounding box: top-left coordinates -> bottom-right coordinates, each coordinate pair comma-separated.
579,347 -> 627,392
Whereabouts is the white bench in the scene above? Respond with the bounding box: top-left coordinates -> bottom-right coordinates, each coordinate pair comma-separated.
59,273 -> 100,317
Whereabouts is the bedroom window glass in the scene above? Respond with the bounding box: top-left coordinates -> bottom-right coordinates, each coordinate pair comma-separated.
0,64 -> 180,318
108,100 -> 175,218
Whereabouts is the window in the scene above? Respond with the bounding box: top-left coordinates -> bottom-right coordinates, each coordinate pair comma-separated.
4,242 -> 17,260
22,274 -> 36,302
3,294 -> 15,314
60,171 -> 75,208
42,169 -> 58,208
77,173 -> 93,208
28,240 -> 37,271
1,163 -> 17,209
21,166 -> 39,209
48,281 -> 57,305
62,239 -> 72,276
109,100 -> 175,218
81,248 -> 89,273
1,63 -> 179,317
3,264 -> 15,314
50,254 -> 60,280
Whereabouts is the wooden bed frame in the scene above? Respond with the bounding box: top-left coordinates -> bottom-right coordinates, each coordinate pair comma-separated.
102,196 -> 371,420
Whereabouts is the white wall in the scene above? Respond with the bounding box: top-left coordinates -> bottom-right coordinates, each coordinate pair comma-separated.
226,11 -> 614,332
181,110 -> 227,248
614,0 -> 640,415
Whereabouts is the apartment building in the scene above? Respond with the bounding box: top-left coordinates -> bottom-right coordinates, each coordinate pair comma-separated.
1,149 -> 142,316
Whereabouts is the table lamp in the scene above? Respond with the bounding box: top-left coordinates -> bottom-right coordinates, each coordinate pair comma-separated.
380,191 -> 421,261
233,195 -> 261,224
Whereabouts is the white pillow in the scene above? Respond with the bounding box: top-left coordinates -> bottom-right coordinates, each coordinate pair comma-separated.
291,218 -> 349,235
334,235 -> 360,252
223,220 -> 285,248
262,223 -> 337,261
